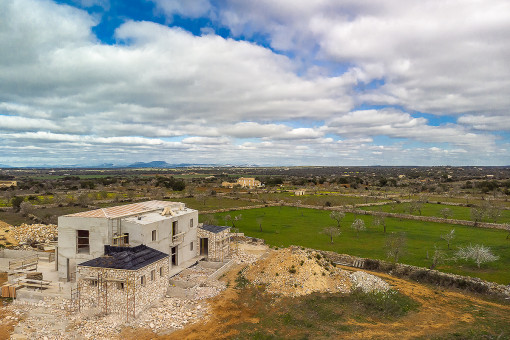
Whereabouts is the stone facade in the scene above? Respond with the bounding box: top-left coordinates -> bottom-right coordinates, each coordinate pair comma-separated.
77,256 -> 169,318
197,227 -> 231,262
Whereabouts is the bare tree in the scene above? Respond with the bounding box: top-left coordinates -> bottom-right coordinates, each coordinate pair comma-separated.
19,201 -> 34,217
470,207 -> 486,226
504,223 -> 510,240
441,229 -> 455,250
321,226 -> 341,243
430,246 -> 446,270
233,214 -> 242,228
256,217 -> 264,232
224,214 -> 232,226
439,208 -> 453,219
456,244 -> 499,268
486,204 -> 502,223
329,211 -> 345,228
408,200 -> 423,215
373,215 -> 387,233
385,232 -> 407,263
351,219 -> 366,238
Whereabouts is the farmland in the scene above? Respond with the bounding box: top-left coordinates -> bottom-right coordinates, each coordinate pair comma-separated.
209,206 -> 510,284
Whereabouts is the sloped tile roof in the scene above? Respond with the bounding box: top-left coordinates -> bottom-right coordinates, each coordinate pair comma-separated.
78,244 -> 168,270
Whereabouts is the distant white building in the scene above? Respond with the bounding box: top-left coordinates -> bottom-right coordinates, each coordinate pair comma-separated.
57,201 -> 199,281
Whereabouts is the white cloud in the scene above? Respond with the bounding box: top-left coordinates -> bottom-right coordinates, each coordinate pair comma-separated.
0,0 -> 509,166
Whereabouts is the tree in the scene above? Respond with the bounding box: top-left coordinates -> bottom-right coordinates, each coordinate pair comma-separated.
408,200 -> 423,215
321,226 -> 341,243
486,204 -> 502,223
430,246 -> 446,270
233,214 -> 242,228
373,215 -> 387,233
351,219 -> 366,238
439,208 -> 453,219
19,201 -> 34,217
504,223 -> 510,240
441,229 -> 455,250
224,214 -> 232,226
329,211 -> 345,228
470,207 -> 486,226
385,232 -> 407,263
456,244 -> 499,268
256,217 -> 264,232
11,196 -> 24,212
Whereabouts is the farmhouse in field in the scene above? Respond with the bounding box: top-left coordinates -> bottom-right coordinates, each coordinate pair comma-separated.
0,180 -> 17,188
221,177 -> 262,189
57,201 -> 199,281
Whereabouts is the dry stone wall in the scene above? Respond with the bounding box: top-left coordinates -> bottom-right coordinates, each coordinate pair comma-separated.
317,249 -> 510,300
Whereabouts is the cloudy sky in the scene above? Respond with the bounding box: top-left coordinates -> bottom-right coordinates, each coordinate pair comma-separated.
1,0 -> 509,167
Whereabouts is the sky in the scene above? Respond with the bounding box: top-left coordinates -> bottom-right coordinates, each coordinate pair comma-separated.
0,0 -> 509,167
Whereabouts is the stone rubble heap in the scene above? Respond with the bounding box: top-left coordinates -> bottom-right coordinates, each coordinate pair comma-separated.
350,271 -> 391,293
11,223 -> 57,245
245,246 -> 352,297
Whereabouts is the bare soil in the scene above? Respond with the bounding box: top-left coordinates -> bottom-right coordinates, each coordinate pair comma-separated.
160,265 -> 510,339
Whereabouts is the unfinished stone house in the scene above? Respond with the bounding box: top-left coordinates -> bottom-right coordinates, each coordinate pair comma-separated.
77,244 -> 169,319
57,201 -> 199,281
197,225 -> 231,262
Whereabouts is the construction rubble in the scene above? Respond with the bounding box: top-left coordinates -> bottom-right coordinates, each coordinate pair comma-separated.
11,223 -> 57,245
245,246 -> 353,297
350,270 -> 390,293
1,242 -> 395,339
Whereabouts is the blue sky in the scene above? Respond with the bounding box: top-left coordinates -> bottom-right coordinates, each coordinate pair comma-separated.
0,0 -> 509,167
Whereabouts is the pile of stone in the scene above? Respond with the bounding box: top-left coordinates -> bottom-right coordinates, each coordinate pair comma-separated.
134,297 -> 209,333
245,247 -> 352,297
350,271 -> 390,293
11,223 -> 57,245
230,249 -> 260,264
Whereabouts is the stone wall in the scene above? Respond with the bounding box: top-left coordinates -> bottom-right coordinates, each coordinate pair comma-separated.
77,257 -> 169,317
316,250 -> 510,300
197,228 -> 231,261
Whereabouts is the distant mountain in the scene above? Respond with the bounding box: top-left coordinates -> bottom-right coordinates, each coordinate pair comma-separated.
0,164 -> 12,168
126,161 -> 171,168
124,161 -> 217,168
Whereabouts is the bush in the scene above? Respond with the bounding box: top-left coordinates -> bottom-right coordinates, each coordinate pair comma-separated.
351,288 -> 419,318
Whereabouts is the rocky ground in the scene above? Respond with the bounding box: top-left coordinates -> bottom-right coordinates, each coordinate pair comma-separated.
2,242 -> 268,339
2,242 -> 396,339
9,223 -> 57,247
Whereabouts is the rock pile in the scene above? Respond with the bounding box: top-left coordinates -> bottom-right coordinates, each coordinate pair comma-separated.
11,223 -> 57,245
350,271 -> 390,293
245,247 -> 352,297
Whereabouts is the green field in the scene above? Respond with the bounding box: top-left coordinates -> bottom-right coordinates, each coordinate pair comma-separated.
361,202 -> 510,222
210,206 -> 510,284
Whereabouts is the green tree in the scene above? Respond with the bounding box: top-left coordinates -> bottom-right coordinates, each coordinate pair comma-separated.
329,211 -> 345,228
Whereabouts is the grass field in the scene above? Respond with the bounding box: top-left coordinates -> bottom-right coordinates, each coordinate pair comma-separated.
210,206 -> 510,284
361,202 -> 510,222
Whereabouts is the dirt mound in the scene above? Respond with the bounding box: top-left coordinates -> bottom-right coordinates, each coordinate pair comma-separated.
244,246 -> 351,297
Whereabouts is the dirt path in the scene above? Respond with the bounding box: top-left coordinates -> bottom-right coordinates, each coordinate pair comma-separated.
336,265 -> 510,339
160,264 -> 510,339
